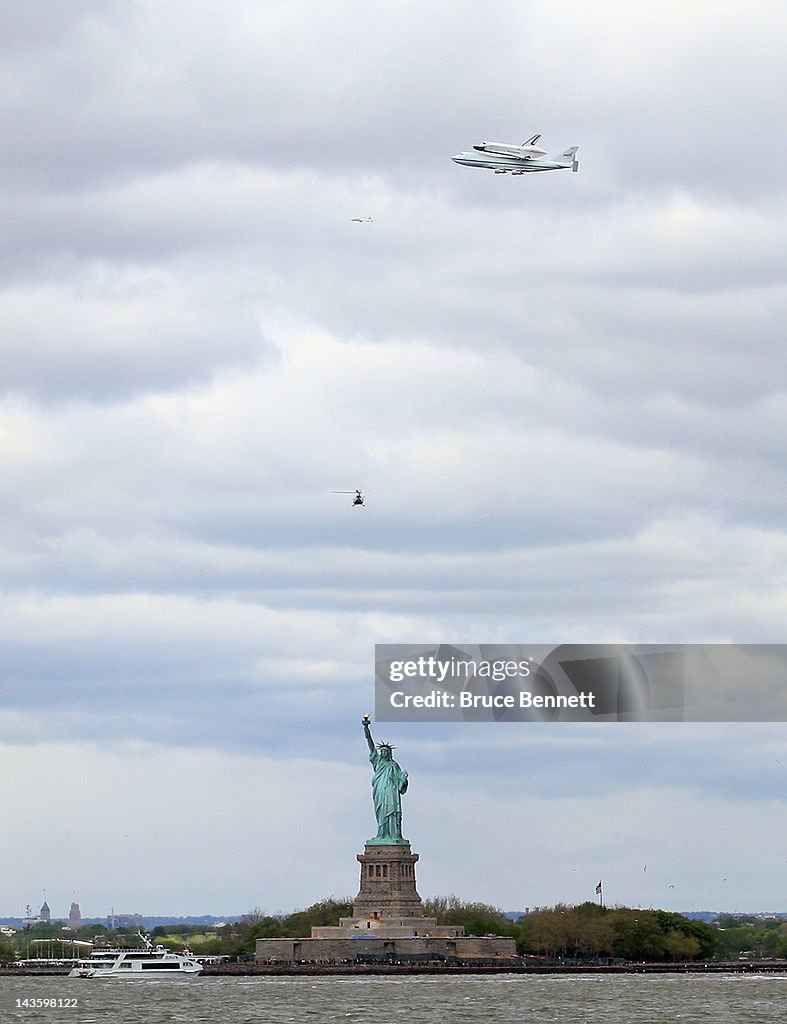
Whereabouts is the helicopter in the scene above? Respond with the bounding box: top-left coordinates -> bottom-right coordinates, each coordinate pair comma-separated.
333,489 -> 365,506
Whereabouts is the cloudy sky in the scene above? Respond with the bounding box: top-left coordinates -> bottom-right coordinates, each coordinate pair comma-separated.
1,1 -> 785,920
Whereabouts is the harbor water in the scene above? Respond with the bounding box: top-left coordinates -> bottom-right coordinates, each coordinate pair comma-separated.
1,972 -> 785,1023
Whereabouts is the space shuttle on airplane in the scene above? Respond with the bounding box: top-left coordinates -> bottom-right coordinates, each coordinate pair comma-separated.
452,134 -> 579,174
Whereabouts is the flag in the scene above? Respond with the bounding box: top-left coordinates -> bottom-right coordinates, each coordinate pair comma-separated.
595,881 -> 603,894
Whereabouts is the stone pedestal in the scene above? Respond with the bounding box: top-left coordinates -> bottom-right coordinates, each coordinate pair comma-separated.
309,842 -> 464,940
353,843 -> 422,919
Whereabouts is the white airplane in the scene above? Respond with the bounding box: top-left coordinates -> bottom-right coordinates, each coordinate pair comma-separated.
452,134 -> 579,174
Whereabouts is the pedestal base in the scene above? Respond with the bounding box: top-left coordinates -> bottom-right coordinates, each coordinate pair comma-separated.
353,842 -> 422,919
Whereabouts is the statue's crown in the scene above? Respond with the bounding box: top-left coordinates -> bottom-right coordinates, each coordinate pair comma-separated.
377,741 -> 395,750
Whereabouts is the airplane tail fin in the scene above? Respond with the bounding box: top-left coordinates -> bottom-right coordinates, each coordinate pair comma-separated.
554,145 -> 579,171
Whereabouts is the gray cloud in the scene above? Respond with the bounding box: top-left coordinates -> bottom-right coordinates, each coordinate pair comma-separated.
0,0 -> 784,915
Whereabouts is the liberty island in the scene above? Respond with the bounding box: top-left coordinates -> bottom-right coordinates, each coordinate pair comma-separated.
254,717 -> 516,963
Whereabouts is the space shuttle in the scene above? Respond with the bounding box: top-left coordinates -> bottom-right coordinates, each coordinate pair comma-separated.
472,134 -> 548,160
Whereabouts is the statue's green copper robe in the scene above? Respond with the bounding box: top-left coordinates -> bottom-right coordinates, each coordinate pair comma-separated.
368,749 -> 408,844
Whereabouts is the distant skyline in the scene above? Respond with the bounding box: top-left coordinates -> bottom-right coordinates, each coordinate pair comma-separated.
0,1 -> 784,917
0,913 -> 243,926
2,907 -> 785,926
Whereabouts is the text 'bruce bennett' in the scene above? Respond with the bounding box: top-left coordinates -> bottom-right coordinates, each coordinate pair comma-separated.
389,690 -> 597,710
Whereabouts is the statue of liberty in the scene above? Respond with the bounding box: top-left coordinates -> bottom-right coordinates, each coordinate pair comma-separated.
362,716 -> 408,845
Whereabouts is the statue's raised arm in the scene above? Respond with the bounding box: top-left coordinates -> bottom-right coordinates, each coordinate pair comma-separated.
361,715 -> 408,845
362,714 -> 375,756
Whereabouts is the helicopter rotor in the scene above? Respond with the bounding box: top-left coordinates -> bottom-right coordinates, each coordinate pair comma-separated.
332,489 -> 365,505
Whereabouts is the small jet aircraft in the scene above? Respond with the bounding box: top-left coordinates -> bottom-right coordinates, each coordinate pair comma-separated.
332,489 -> 365,506
452,134 -> 578,174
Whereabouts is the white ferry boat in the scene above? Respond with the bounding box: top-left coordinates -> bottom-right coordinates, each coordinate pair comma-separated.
68,934 -> 202,978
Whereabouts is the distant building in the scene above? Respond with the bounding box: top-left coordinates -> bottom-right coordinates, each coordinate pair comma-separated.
39,901 -> 51,924
108,913 -> 144,929
69,903 -> 82,929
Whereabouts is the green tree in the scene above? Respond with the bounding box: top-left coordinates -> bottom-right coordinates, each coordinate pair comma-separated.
715,925 -> 756,959
282,898 -> 353,936
520,905 -> 575,957
421,895 -> 517,937
653,911 -> 715,959
664,929 -> 701,961
612,911 -> 667,961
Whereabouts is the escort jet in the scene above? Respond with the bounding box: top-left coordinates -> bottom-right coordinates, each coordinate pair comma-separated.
452,134 -> 579,174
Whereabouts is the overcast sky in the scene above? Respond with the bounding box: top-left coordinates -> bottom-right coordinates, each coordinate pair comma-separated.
1,1 -> 785,920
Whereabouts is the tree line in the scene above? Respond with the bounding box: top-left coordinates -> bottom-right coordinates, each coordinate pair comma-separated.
519,902 -> 716,961
212,897 -> 720,961
3,899 -> 785,962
